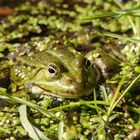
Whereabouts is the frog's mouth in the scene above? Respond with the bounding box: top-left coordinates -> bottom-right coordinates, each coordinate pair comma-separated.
25,82 -> 94,99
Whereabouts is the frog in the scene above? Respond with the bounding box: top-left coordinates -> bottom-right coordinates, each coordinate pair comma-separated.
10,44 -> 120,99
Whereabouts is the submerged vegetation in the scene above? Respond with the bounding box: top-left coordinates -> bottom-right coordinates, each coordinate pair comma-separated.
0,0 -> 140,139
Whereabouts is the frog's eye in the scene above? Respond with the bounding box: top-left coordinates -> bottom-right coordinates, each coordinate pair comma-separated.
84,58 -> 91,68
47,63 -> 60,78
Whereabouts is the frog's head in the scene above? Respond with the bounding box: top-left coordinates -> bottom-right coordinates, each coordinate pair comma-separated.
26,47 -> 97,98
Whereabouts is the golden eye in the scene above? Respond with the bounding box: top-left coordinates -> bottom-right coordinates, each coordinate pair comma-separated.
48,63 -> 60,78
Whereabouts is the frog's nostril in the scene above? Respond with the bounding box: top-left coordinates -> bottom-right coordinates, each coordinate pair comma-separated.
69,79 -> 73,84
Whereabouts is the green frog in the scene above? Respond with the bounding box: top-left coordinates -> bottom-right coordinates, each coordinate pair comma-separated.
10,44 -> 120,98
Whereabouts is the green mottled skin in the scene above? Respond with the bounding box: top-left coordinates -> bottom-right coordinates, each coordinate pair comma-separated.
10,46 -> 119,98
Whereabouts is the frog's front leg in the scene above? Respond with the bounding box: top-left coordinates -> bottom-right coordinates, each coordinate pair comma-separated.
85,48 -> 120,79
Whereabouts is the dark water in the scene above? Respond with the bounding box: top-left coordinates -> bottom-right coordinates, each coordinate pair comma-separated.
0,0 -> 40,7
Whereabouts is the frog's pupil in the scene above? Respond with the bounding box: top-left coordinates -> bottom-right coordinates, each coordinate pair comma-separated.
86,60 -> 91,67
84,59 -> 91,67
48,67 -> 55,73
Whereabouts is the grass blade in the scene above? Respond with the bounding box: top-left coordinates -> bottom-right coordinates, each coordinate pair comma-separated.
96,30 -> 140,43
0,88 -> 55,118
19,105 -> 50,140
81,5 -> 140,22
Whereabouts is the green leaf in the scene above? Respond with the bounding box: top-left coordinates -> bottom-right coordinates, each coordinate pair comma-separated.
96,30 -> 140,43
81,5 -> 140,22
18,105 -> 50,140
